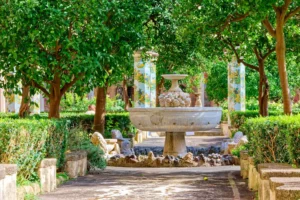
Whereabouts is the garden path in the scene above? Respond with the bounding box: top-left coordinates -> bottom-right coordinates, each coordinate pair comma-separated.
39,166 -> 255,200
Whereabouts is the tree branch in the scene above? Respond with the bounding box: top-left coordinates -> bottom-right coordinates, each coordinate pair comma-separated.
60,73 -> 84,97
239,60 -> 259,71
220,12 -> 250,32
262,48 -> 275,60
282,0 -> 292,14
262,18 -> 276,38
36,40 -> 52,54
31,79 -> 50,97
284,6 -> 300,23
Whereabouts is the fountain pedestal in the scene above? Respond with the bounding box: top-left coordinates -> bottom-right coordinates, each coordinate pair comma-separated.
164,132 -> 187,156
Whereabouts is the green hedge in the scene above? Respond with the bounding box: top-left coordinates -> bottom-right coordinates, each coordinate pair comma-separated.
0,112 -> 136,138
229,110 -> 300,129
0,118 -> 106,183
241,115 -> 300,167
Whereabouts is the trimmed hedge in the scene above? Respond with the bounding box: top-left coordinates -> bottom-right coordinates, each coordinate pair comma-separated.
0,112 -> 136,138
241,115 -> 300,167
229,110 -> 300,129
0,118 -> 106,183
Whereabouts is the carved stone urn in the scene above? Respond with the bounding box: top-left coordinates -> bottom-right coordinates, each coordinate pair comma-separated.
128,74 -> 222,157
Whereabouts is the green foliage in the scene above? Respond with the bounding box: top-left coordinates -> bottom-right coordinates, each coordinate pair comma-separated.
229,109 -> 300,129
24,193 -> 39,200
231,145 -> 249,158
0,117 -> 107,182
241,115 -> 300,166
221,110 -> 228,121
60,93 -> 125,113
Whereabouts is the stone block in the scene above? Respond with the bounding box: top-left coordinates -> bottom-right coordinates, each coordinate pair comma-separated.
1,164 -> 17,200
65,151 -> 87,178
0,166 -> 5,200
258,167 -> 300,200
269,177 -> 300,200
248,157 -> 258,191
38,158 -> 57,193
239,151 -> 249,179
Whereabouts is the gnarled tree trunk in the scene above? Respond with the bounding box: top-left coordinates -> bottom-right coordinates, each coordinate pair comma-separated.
156,78 -> 164,107
94,86 -> 107,134
48,82 -> 62,119
258,60 -> 269,117
19,85 -> 30,118
276,19 -> 291,115
122,77 -> 129,111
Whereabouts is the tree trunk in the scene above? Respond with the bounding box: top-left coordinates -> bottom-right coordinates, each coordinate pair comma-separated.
156,78 -> 164,107
276,15 -> 292,115
258,60 -> 269,117
19,85 -> 30,118
48,83 -> 62,119
94,86 -> 107,134
123,77 -> 129,111
48,96 -> 61,118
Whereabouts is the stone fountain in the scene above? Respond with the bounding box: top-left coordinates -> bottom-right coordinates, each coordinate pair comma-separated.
128,74 -> 222,157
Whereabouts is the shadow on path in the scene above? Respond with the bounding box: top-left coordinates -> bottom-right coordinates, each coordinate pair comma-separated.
39,166 -> 255,200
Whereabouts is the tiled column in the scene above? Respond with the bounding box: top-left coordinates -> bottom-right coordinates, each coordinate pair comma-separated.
30,93 -> 41,114
200,73 -> 208,107
40,94 -> 45,112
0,88 -> 5,112
5,93 -> 21,113
133,51 -> 158,108
228,57 -> 246,111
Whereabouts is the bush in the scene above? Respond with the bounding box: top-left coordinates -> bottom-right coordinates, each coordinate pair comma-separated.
241,115 -> 300,167
59,112 -> 136,138
60,92 -> 125,113
228,110 -> 298,129
0,118 -> 106,182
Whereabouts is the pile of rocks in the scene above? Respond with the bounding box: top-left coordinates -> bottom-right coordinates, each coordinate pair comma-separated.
107,151 -> 237,167
134,146 -> 221,157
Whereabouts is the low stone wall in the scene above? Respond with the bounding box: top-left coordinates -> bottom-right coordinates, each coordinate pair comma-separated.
65,150 -> 87,178
269,177 -> 300,200
256,163 -> 300,200
38,158 -> 57,193
0,164 -> 18,200
239,151 -> 248,179
247,157 -> 258,191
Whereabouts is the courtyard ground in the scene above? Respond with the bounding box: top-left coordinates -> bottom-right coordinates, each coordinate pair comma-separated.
39,166 -> 255,200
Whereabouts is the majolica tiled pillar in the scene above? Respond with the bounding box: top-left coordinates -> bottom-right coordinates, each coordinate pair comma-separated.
5,93 -> 21,113
228,57 -> 246,111
30,93 -> 41,114
133,51 -> 158,108
0,88 -> 5,112
200,72 -> 209,107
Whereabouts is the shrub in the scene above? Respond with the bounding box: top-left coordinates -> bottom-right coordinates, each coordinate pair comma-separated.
241,115 -> 300,167
0,118 -> 106,182
60,92 -> 125,113
228,110 -> 299,129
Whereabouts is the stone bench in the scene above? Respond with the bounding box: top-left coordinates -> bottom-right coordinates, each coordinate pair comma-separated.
258,165 -> 300,200
0,164 -> 18,200
38,158 -> 57,193
269,177 -> 300,200
65,150 -> 87,178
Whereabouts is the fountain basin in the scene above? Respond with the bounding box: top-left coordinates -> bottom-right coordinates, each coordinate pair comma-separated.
128,107 -> 222,132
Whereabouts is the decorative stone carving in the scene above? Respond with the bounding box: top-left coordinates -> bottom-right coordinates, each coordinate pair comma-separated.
233,131 -> 244,143
91,132 -> 120,155
91,132 -> 108,153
